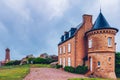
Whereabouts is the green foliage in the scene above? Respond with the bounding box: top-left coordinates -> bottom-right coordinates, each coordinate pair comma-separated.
56,64 -> 62,69
64,66 -> 75,73
115,52 -> 120,77
5,60 -> 21,66
75,66 -> 88,74
30,57 -> 56,64
28,58 -> 35,64
64,65 -> 88,74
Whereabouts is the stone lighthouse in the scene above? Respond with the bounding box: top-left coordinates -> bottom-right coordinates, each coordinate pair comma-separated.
86,12 -> 118,79
5,48 -> 10,63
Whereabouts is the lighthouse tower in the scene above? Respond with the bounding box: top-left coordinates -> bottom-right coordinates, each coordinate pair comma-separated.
86,12 -> 118,79
5,48 -> 10,63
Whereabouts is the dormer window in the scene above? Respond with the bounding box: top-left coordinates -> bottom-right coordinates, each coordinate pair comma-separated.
64,35 -> 66,41
69,31 -> 71,37
88,39 -> 92,48
108,37 -> 112,47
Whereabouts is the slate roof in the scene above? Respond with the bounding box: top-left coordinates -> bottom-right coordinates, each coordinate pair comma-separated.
90,12 -> 118,32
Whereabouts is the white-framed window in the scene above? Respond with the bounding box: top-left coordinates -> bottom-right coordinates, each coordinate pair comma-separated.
88,39 -> 92,48
69,31 -> 71,37
63,46 -> 66,53
60,58 -> 62,65
108,37 -> 112,47
63,58 -> 66,67
68,43 -> 71,53
64,35 -> 66,41
59,47 -> 62,54
98,61 -> 100,67
68,57 -> 71,66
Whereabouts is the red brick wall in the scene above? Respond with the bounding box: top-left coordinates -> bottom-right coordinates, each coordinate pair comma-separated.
58,37 -> 76,67
75,15 -> 92,66
58,14 -> 92,67
86,29 -> 117,79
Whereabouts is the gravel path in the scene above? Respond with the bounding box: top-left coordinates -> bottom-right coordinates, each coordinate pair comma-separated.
24,68 -> 86,80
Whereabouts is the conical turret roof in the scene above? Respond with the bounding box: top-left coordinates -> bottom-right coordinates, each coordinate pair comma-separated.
90,12 -> 118,32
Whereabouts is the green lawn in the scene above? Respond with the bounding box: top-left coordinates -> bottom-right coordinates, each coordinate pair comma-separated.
0,64 -> 51,80
30,64 -> 51,68
69,78 -> 120,80
0,65 -> 30,80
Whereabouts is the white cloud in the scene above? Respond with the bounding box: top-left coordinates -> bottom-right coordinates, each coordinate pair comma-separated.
2,0 -> 31,22
28,0 -> 70,20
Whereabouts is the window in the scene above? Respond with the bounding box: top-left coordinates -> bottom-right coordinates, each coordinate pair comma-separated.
59,47 -> 62,54
108,37 -> 112,47
88,39 -> 92,48
64,35 -> 66,41
60,58 -> 62,65
68,43 -> 71,52
63,46 -> 66,53
68,57 -> 71,66
63,58 -> 66,67
108,57 -> 111,62
98,61 -> 100,67
69,32 -> 71,37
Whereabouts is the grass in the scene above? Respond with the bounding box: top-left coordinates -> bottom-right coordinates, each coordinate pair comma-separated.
30,64 -> 51,68
0,65 -> 30,80
0,64 -> 51,80
68,78 -> 120,80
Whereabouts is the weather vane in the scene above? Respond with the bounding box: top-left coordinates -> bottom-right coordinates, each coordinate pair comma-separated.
100,0 -> 102,12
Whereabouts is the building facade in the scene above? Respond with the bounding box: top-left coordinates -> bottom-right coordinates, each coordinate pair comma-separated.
58,12 -> 118,79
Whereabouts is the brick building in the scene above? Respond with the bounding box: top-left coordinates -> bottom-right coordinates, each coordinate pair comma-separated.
58,12 -> 118,79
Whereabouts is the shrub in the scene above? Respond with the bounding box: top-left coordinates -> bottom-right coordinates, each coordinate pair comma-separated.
64,66 -> 75,73
56,65 -> 62,69
75,65 -> 88,74
5,60 -> 21,66
33,58 -> 48,64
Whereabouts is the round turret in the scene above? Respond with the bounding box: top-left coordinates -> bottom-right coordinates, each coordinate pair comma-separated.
86,29 -> 117,53
86,12 -> 118,79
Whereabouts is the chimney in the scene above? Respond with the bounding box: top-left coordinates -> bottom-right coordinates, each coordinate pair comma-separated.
64,31 -> 68,34
83,14 -> 93,32
83,14 -> 92,24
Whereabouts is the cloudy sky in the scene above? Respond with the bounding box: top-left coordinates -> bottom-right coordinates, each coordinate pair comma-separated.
0,0 -> 120,60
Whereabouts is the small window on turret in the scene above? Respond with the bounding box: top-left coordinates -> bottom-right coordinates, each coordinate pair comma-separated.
108,57 -> 111,61
108,37 -> 112,47
98,61 -> 100,67
88,39 -> 92,48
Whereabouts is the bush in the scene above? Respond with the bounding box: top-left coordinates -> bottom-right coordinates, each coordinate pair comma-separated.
75,66 -> 88,74
64,66 -> 75,73
56,65 -> 62,69
5,60 -> 21,66
33,58 -> 48,64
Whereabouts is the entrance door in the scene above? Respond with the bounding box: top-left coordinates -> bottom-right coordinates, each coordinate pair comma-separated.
90,57 -> 92,71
